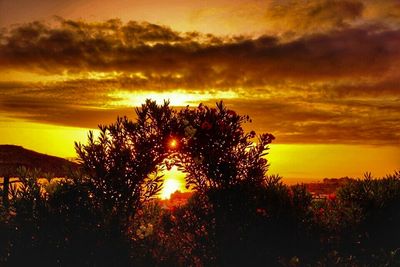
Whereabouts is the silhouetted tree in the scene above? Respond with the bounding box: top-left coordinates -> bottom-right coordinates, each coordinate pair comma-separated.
75,100 -> 180,226
75,100 -> 275,224
175,101 -> 275,192
2,99 -> 400,267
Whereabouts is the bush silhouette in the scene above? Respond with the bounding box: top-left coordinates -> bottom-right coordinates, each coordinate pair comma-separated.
1,100 -> 399,267
175,102 -> 274,192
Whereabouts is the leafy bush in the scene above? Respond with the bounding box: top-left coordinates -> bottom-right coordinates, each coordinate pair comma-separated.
1,99 -> 399,267
175,102 -> 274,192
314,171 -> 400,266
339,172 -> 400,251
2,168 -> 133,266
137,193 -> 216,267
207,177 -> 317,266
131,176 -> 316,267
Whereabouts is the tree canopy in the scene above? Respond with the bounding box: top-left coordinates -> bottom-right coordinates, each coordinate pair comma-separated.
75,100 -> 275,222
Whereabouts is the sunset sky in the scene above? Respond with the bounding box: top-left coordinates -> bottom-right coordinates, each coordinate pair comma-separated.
0,0 -> 399,183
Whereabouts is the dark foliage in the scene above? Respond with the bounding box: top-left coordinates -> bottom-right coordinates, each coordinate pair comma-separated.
1,168 -> 132,266
314,171 -> 400,266
175,102 -> 274,191
0,100 -> 399,267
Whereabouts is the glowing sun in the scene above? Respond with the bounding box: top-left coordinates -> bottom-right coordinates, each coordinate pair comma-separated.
168,138 -> 178,149
159,166 -> 186,199
161,179 -> 180,199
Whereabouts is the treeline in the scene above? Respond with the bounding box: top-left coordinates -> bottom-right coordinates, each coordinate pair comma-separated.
0,101 -> 399,266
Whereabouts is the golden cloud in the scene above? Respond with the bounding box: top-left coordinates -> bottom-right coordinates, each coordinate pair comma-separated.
0,18 -> 399,145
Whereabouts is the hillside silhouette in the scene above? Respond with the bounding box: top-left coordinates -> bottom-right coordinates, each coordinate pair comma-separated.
0,145 -> 78,177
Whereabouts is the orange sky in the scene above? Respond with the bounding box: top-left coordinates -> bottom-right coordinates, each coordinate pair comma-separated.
0,0 -> 399,184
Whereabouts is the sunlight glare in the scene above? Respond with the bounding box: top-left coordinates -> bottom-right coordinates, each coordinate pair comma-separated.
161,179 -> 180,199
168,138 -> 178,149
108,90 -> 238,107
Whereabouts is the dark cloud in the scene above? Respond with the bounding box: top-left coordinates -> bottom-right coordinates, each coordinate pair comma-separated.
0,93 -> 133,128
0,18 -> 399,145
1,19 -> 400,81
322,78 -> 400,98
225,99 -> 400,145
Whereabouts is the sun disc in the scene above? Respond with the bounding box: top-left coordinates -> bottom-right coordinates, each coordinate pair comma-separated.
168,138 -> 178,149
161,179 -> 180,199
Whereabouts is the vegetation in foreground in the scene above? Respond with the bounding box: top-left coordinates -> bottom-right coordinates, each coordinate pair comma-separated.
0,100 -> 399,267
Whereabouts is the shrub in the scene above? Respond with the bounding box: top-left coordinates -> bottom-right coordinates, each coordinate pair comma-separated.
314,171 -> 400,266
337,171 -> 400,251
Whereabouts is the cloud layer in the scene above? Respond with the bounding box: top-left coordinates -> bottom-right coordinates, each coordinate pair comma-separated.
0,16 -> 399,145
1,19 -> 400,80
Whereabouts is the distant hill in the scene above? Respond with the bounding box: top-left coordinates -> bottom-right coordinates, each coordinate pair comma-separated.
0,145 -> 79,177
